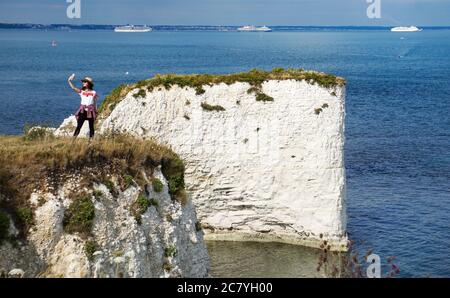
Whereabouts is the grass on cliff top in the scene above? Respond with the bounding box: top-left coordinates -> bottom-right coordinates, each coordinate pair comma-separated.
98,68 -> 346,118
0,133 -> 187,238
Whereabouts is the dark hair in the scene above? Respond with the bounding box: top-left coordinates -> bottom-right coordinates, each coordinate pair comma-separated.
81,81 -> 94,90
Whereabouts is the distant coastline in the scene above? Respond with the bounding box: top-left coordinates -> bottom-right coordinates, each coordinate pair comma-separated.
1,23 -> 450,31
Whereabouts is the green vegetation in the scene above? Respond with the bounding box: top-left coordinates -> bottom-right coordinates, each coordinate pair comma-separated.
23,124 -> 54,141
131,194 -> 157,224
161,157 -> 187,204
247,85 -> 274,102
103,179 -> 117,197
92,190 -> 104,201
84,240 -> 98,262
315,103 -> 329,115
123,174 -> 134,189
97,84 -> 134,119
16,207 -> 34,227
201,102 -> 225,112
255,93 -> 274,102
164,245 -> 177,258
99,68 -> 345,118
163,261 -> 173,271
152,178 -> 164,193
246,86 -> 260,94
132,89 -> 147,99
0,211 -> 10,245
0,134 -> 187,236
62,193 -> 95,238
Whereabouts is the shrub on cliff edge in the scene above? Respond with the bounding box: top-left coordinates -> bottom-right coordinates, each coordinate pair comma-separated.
63,194 -> 95,238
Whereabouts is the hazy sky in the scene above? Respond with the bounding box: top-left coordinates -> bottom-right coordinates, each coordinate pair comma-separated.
0,0 -> 449,26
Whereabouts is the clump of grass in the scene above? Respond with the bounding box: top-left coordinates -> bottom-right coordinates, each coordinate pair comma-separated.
16,207 -> 34,228
255,93 -> 274,102
315,103 -> 329,115
123,174 -> 134,189
84,240 -> 98,262
92,190 -> 104,201
247,86 -> 274,102
164,245 -> 177,258
161,157 -> 187,204
132,89 -> 146,99
99,68 -> 345,117
163,261 -> 173,271
102,179 -> 117,197
131,194 -> 157,224
97,84 -> 134,119
62,193 -> 95,238
152,178 -> 164,193
23,124 -> 54,141
0,211 -> 10,245
201,102 -> 225,112
246,86 -> 260,94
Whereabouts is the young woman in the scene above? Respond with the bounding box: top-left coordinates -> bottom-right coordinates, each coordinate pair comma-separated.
68,74 -> 98,140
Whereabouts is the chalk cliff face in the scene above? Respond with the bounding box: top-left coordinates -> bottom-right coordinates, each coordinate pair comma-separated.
94,73 -> 347,250
0,168 -> 209,278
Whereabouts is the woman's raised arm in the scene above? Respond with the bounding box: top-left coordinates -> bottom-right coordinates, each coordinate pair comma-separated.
68,74 -> 81,93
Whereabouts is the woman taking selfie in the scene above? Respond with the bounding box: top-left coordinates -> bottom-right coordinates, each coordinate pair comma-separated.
67,74 -> 98,140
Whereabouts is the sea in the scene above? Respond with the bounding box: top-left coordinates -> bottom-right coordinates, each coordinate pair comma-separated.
0,27 -> 449,277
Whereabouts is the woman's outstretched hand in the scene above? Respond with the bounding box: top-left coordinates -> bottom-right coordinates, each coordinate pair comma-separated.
68,74 -> 80,93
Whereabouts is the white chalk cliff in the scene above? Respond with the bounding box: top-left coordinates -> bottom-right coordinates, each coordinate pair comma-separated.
0,168 -> 209,278
79,72 -> 348,250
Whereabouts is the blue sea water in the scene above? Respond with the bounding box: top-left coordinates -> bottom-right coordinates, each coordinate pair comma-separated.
0,28 -> 449,277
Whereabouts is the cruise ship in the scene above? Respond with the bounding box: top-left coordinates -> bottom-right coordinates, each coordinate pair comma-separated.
237,25 -> 272,32
114,25 -> 152,32
391,26 -> 422,32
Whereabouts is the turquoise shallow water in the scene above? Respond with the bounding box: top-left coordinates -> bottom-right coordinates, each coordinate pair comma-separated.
0,29 -> 449,277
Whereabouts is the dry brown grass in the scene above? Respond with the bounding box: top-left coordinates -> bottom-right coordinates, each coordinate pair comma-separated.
0,133 -> 186,238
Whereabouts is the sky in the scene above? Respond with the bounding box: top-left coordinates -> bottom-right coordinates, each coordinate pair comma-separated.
0,0 -> 449,26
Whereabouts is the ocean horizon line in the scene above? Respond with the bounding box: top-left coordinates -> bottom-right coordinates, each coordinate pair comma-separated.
1,23 -> 450,31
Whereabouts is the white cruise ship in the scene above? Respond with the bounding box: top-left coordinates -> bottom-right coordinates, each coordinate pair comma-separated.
391,26 -> 422,32
114,25 -> 152,33
237,25 -> 272,32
